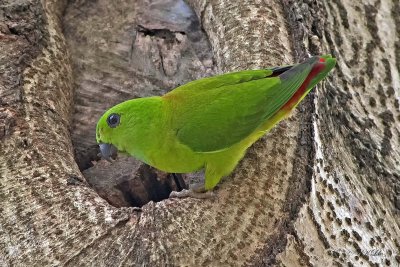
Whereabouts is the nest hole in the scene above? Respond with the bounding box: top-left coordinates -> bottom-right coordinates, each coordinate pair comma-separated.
82,155 -> 187,208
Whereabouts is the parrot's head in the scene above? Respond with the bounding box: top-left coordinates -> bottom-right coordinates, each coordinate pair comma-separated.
96,100 -> 136,161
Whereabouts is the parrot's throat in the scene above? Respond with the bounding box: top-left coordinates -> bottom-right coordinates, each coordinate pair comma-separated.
281,62 -> 325,111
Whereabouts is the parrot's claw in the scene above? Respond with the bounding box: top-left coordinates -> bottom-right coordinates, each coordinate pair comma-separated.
169,189 -> 215,199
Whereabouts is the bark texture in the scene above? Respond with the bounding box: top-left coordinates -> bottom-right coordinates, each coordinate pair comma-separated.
277,1 -> 400,266
0,0 -> 399,266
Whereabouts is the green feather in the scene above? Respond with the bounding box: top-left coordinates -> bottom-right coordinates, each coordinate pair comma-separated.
172,57 -> 316,152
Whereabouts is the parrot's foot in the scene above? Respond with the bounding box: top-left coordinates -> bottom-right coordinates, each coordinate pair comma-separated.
169,189 -> 215,199
189,182 -> 206,191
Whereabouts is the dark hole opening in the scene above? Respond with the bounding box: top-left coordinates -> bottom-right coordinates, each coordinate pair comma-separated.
82,155 -> 188,208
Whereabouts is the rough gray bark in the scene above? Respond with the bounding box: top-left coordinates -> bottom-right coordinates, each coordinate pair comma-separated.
0,0 -> 399,267
275,0 -> 400,265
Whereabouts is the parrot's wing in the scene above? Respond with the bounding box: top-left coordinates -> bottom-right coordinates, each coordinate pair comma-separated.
165,65 -> 296,97
174,57 -> 319,152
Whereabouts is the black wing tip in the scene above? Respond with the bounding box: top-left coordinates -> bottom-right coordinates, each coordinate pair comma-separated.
269,65 -> 293,77
269,56 -> 323,77
279,56 -> 319,81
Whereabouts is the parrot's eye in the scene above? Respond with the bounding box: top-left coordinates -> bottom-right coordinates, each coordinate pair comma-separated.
107,113 -> 120,128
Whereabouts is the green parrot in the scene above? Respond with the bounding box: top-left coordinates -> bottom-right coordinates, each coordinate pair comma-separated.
96,55 -> 336,196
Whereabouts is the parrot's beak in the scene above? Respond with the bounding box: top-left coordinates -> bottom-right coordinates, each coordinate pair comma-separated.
99,143 -> 118,162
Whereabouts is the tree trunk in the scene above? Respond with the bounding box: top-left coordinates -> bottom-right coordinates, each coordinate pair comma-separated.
0,0 -> 399,266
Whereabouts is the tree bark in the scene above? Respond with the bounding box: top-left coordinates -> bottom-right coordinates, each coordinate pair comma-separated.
0,0 -> 399,266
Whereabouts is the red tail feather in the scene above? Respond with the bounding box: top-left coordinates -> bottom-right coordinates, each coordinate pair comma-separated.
281,62 -> 326,111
